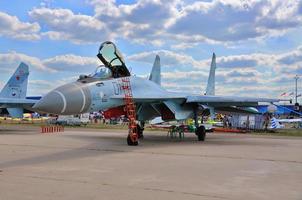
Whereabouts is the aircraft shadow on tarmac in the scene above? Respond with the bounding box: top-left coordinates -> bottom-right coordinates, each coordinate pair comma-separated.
0,129 -> 37,135
0,133 -> 200,169
66,132 -> 286,147
0,132 -> 287,170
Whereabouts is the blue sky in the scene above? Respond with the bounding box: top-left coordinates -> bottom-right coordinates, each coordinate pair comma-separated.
0,0 -> 301,103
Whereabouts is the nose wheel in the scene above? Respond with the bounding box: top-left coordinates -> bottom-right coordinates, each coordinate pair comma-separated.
127,133 -> 138,146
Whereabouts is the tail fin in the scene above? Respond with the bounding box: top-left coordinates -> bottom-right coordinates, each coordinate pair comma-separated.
205,53 -> 216,95
149,55 -> 161,85
270,117 -> 282,129
0,62 -> 29,99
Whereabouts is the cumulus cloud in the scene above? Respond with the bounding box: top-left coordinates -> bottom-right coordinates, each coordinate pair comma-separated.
128,50 -> 200,68
90,0 -> 180,45
0,52 -> 100,73
127,49 -> 277,70
0,12 -> 40,40
29,8 -> 112,44
168,0 -> 302,43
43,54 -> 100,72
0,52 -> 51,72
278,46 -> 302,65
226,69 -> 260,77
128,46 -> 302,97
16,0 -> 301,46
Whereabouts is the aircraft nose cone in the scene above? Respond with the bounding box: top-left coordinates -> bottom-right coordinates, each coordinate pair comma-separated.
33,83 -> 92,115
33,91 -> 65,114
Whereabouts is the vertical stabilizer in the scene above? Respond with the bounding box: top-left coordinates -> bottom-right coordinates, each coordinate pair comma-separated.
0,62 -> 29,98
270,117 -> 281,129
149,55 -> 161,85
205,53 -> 216,96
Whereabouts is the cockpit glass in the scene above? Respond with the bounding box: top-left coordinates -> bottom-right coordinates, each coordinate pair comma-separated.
99,42 -> 124,67
115,48 -> 125,63
92,65 -> 112,79
99,43 -> 115,64
97,41 -> 130,78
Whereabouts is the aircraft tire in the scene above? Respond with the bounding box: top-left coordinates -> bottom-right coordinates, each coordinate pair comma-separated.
196,126 -> 206,141
127,134 -> 139,146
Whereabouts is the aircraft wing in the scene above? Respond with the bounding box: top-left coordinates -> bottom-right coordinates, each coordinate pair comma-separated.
186,95 -> 283,107
110,93 -> 185,103
111,93 -> 285,107
277,118 -> 302,123
0,98 -> 38,107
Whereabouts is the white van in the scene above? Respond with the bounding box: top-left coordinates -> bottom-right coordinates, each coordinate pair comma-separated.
56,113 -> 90,126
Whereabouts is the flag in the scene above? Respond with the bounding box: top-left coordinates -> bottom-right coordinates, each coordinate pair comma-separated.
280,92 -> 287,96
288,92 -> 294,96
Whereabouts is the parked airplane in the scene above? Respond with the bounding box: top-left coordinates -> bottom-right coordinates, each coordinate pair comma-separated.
33,41 -> 288,145
0,63 -> 39,118
270,117 -> 302,129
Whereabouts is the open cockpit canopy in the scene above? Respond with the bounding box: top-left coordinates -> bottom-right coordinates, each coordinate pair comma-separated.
97,41 -> 130,78
77,41 -> 130,83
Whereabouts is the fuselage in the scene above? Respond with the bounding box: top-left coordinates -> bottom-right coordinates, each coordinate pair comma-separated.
33,76 -> 182,116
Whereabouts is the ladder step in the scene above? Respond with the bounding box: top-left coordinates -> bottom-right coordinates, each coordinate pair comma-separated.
120,78 -> 138,136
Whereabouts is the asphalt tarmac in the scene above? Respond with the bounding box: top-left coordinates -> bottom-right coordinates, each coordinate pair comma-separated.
0,125 -> 302,200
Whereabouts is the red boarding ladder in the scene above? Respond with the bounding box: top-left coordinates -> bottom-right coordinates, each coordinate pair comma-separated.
120,77 -> 138,144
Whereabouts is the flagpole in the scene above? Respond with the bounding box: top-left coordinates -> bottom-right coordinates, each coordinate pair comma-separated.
295,75 -> 299,104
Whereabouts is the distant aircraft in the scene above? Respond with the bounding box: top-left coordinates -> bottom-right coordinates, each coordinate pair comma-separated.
270,117 -> 302,129
0,63 -> 39,118
33,41 -> 288,145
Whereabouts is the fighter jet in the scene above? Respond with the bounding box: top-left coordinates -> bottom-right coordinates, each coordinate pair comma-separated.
0,63 -> 39,118
33,41 -> 288,145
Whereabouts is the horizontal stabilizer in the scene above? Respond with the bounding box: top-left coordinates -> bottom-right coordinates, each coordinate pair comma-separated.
7,108 -> 24,118
0,97 -> 38,105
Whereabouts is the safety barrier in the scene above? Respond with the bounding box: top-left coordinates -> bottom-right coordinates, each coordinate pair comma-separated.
41,125 -> 64,133
213,127 -> 247,133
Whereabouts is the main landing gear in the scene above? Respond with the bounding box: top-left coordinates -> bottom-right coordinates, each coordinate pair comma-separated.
195,125 -> 206,141
194,106 -> 206,142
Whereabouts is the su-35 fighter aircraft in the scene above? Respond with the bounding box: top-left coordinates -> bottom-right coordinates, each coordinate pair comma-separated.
0,63 -> 40,118
33,41 -> 287,145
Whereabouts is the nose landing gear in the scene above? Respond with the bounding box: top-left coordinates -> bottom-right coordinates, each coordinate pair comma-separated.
127,132 -> 138,146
